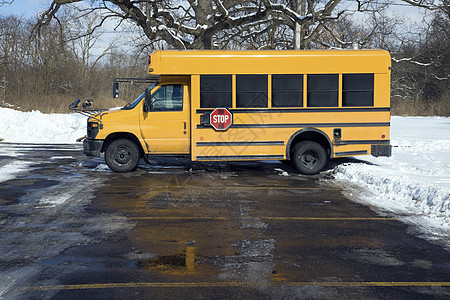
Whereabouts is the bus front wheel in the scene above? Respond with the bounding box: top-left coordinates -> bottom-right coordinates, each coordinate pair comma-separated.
292,141 -> 327,175
105,138 -> 140,172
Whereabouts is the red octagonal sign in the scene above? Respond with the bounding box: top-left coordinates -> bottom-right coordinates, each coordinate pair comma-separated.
210,108 -> 233,131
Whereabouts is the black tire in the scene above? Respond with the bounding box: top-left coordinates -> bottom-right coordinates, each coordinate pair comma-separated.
105,139 -> 140,172
292,141 -> 327,175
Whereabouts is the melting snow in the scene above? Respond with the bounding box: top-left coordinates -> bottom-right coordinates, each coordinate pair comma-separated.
334,116 -> 450,233
0,160 -> 33,182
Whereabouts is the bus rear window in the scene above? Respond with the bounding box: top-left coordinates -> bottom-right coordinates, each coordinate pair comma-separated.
200,75 -> 232,108
307,74 -> 338,107
343,74 -> 374,106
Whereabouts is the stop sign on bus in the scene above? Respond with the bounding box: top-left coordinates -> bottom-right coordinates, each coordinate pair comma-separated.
210,108 -> 233,130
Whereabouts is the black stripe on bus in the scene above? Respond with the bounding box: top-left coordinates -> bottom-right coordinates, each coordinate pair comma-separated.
196,155 -> 284,161
334,140 -> 390,145
334,150 -> 368,157
197,122 -> 390,129
196,141 -> 285,147
196,107 -> 390,114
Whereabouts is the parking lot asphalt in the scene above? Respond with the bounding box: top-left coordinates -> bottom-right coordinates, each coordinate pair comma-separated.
1,143 -> 450,299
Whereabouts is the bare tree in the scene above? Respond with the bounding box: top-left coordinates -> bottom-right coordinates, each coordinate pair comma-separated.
402,0 -> 449,13
61,6 -> 118,92
0,1 -> 14,7
0,12 -> 125,112
35,0 -> 347,50
3,0 -> 448,114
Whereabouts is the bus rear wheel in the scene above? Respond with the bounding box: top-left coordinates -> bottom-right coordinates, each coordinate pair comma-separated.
292,141 -> 327,175
105,138 -> 140,172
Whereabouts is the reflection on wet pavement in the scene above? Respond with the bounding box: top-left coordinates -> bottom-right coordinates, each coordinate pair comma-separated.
87,160 -> 450,299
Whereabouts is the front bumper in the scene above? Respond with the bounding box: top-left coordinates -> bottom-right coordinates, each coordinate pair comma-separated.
83,139 -> 103,157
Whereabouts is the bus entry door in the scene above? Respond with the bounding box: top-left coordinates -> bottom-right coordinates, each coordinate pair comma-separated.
140,84 -> 190,154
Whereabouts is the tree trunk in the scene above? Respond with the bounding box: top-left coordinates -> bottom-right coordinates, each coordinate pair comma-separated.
294,0 -> 306,49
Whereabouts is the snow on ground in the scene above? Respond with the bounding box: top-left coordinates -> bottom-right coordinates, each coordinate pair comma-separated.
0,107 -> 86,143
0,107 -> 449,238
0,160 -> 34,182
334,116 -> 450,236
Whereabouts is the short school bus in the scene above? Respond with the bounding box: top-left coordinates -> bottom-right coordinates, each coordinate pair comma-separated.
83,50 -> 392,174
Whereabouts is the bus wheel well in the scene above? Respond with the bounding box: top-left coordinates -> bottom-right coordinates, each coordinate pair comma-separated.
102,133 -> 145,157
287,129 -> 332,160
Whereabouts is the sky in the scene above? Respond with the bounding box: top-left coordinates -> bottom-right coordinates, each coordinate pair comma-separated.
1,0 -> 428,22
1,0 -> 48,18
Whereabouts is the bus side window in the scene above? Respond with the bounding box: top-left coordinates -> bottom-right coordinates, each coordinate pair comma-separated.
307,74 -> 338,107
236,75 -> 268,108
272,74 -> 303,107
200,75 -> 232,108
343,74 -> 374,107
151,84 -> 183,111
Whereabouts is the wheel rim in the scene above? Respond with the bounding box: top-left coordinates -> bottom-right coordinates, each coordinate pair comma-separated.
114,146 -> 132,164
300,150 -> 319,169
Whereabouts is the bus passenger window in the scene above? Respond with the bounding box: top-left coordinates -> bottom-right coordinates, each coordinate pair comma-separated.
272,75 -> 303,107
150,84 -> 183,111
236,75 -> 268,108
307,74 -> 338,107
343,74 -> 374,106
200,75 -> 232,108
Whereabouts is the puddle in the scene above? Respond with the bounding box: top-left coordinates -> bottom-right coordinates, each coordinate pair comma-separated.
140,247 -> 197,275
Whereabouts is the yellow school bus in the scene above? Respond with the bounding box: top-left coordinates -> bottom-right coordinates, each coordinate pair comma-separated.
82,50 -> 392,174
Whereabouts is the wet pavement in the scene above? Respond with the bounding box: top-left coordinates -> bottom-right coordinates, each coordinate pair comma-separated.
1,143 -> 450,299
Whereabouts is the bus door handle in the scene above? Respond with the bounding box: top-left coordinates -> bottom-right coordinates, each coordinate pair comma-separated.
183,122 -> 187,134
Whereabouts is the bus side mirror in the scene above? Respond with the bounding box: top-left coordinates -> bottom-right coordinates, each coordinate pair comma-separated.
144,88 -> 151,112
69,99 -> 80,109
113,81 -> 119,98
83,99 -> 93,109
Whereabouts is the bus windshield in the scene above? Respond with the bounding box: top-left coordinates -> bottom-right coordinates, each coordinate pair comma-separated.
122,82 -> 157,110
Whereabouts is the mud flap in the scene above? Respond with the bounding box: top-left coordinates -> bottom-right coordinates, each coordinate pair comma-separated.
371,144 -> 392,157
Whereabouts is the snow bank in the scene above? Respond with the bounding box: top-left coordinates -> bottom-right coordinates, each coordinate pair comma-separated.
334,116 -> 450,232
0,107 -> 86,143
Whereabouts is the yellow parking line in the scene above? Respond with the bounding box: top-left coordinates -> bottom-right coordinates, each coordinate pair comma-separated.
105,186 -> 339,191
23,281 -> 450,291
228,186 -> 340,190
130,217 -> 393,221
289,282 -> 450,287
262,217 -> 394,221
24,282 -> 245,291
130,216 -> 228,220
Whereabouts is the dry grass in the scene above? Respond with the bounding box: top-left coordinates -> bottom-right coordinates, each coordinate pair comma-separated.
1,93 -> 129,114
1,80 -> 146,113
392,93 -> 450,117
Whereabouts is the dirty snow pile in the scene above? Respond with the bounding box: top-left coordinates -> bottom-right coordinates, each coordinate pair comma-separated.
0,107 -> 86,143
334,116 -> 450,234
